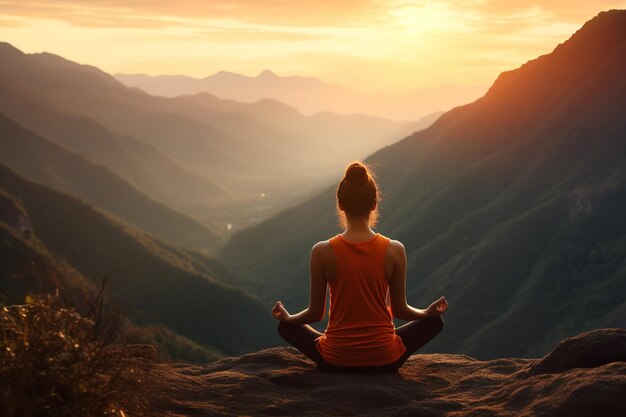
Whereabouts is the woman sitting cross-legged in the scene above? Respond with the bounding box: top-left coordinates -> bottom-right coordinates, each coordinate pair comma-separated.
272,161 -> 448,372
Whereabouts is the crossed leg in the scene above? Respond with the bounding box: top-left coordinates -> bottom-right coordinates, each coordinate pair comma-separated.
276,315 -> 444,372
276,321 -> 333,370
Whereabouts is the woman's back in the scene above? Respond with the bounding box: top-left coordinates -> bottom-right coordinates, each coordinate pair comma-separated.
316,233 -> 406,367
273,161 -> 446,372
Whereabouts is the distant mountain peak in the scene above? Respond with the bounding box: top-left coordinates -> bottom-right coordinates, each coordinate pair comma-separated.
557,9 -> 626,53
0,41 -> 19,50
581,9 -> 626,33
207,70 -> 245,81
257,69 -> 278,79
0,41 -> 24,57
484,9 -> 626,102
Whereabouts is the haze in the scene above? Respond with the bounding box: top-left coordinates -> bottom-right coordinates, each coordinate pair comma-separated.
1,6 -> 626,414
2,1 -> 625,94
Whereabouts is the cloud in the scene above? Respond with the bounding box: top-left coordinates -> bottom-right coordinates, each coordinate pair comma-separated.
1,1 -> 624,31
1,0 -> 624,92
0,16 -> 27,27
0,1 -> 183,28
0,1 -> 383,28
189,28 -> 327,42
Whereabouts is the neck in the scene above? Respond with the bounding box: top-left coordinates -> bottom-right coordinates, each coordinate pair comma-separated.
345,216 -> 373,235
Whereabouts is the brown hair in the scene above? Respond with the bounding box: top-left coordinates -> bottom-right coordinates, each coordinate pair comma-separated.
336,161 -> 379,227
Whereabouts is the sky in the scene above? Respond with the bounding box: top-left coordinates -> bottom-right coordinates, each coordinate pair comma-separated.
1,1 -> 625,93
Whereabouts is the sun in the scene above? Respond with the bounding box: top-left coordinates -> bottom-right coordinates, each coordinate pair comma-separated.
387,2 -> 472,36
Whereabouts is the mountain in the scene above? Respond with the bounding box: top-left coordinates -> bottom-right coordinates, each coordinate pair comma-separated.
0,192 -> 221,363
0,43 -> 228,213
164,93 -> 439,176
0,42 -> 250,189
115,70 -> 485,121
0,113 -> 223,249
0,191 -> 89,301
175,92 -> 443,146
0,41 -> 308,220
0,42 -> 420,231
220,10 -> 626,359
0,162 -> 280,356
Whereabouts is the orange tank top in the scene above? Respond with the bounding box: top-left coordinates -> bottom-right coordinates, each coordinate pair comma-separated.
316,233 -> 406,367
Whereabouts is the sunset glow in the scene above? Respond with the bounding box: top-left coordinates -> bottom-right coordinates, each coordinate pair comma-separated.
1,1 -> 625,92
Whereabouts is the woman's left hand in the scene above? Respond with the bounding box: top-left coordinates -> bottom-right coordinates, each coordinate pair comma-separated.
425,296 -> 448,316
272,301 -> 290,321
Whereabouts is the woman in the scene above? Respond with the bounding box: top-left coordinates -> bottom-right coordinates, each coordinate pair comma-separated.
272,161 -> 448,372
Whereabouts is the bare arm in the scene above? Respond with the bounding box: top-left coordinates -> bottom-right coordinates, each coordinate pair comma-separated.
272,242 -> 328,324
387,240 -> 448,321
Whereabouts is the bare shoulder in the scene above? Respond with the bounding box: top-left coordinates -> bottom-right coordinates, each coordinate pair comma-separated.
384,239 -> 406,280
387,239 -> 406,259
311,240 -> 335,275
311,240 -> 333,258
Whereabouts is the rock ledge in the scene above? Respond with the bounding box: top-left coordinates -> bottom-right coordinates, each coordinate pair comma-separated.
148,329 -> 626,417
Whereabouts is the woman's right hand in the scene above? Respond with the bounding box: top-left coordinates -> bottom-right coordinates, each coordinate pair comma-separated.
425,296 -> 448,316
271,301 -> 290,321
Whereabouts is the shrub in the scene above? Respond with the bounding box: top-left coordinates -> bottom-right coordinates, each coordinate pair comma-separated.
0,286 -> 150,417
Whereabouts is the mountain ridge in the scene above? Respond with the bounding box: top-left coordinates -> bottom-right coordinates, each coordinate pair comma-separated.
0,112 -> 225,249
114,70 -> 486,121
219,9 -> 626,359
0,161 -> 279,356
1,41 -> 423,231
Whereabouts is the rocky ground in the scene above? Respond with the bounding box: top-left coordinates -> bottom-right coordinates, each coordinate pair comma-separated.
144,329 -> 626,416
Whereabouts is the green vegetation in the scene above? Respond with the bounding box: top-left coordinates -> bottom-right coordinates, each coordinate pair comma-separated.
0,216 -> 219,366
0,47 -> 228,225
126,325 -> 221,363
1,10 -> 624,363
0,41 -> 421,232
0,113 -> 222,250
0,163 -> 280,359
220,11 -> 626,359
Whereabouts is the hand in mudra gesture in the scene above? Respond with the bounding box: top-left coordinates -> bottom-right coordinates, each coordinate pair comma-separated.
272,300 -> 290,321
425,296 -> 448,317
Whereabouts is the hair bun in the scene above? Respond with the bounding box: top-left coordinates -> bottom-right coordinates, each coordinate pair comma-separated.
345,163 -> 368,185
